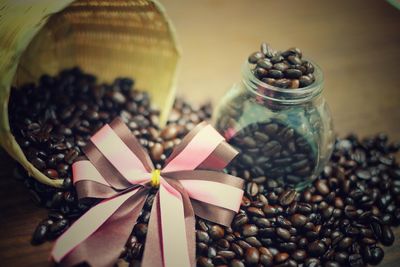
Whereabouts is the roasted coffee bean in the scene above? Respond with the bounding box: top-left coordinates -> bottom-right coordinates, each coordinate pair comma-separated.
315,180 -> 329,195
197,256 -> 213,267
299,75 -> 313,87
273,63 -> 289,72
44,169 -> 58,179
196,230 -> 210,243
275,252 -> 289,263
349,253 -> 364,267
284,68 -> 302,79
276,227 -> 291,241
242,224 -> 258,237
308,241 -> 326,256
257,59 -> 273,70
368,246 -> 384,265
150,143 -> 164,161
279,189 -> 297,206
209,225 -> 224,240
292,249 -> 306,262
260,254 -> 273,266
260,42 -> 274,58
275,78 -> 291,88
31,224 -> 48,245
380,225 -> 394,246
248,52 -> 265,64
245,247 -> 260,265
230,259 -> 245,267
255,67 -> 269,78
49,219 -> 69,236
287,55 -> 302,65
246,182 -> 259,197
291,213 -> 308,227
160,125 -> 179,140
233,213 -> 248,229
267,69 -> 284,79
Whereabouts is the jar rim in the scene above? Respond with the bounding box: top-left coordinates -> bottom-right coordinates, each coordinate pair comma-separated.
241,59 -> 324,104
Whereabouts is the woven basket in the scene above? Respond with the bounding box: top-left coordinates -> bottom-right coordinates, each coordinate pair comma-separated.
0,0 -> 180,187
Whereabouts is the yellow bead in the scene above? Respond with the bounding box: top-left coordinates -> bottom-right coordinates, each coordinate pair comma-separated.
150,169 -> 161,187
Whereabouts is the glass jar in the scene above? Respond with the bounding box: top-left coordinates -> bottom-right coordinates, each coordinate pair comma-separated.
213,60 -> 334,190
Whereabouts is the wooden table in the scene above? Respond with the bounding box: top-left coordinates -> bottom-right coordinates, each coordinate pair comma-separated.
1,0 -> 399,266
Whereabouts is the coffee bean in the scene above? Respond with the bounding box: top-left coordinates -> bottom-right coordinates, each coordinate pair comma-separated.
349,254 -> 364,267
160,125 -> 179,140
196,230 -> 210,243
275,252 -> 289,263
43,169 -> 58,179
255,68 -> 269,78
287,55 -> 302,65
267,69 -> 284,79
273,63 -> 289,72
299,75 -> 313,87
217,250 -> 235,260
257,59 -> 273,70
245,247 -> 260,265
49,219 -> 69,236
230,259 -> 245,267
368,246 -> 384,265
276,227 -> 291,241
380,225 -> 394,246
263,205 -> 276,217
315,180 -> 329,195
197,257 -> 213,267
248,52 -> 265,64
275,78 -> 291,88
247,207 -> 264,217
260,254 -> 273,266
308,241 -> 326,256
284,69 -> 302,79
292,249 -> 306,262
150,143 -> 164,161
356,169 -> 371,180
247,182 -> 259,197
242,224 -> 258,237
31,157 -> 46,170
31,224 -> 48,245
209,225 -> 224,240
324,261 -> 340,267
279,189 -> 297,206
338,237 -> 352,250
291,214 -> 308,227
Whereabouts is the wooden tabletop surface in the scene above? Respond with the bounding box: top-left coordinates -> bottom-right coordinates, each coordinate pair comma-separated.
1,0 -> 399,266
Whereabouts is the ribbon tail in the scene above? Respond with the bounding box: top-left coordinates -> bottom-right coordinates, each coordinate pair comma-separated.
52,188 -> 148,267
141,191 -> 163,267
142,183 -> 194,267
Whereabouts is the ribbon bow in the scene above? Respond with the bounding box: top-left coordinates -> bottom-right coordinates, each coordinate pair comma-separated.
51,118 -> 244,267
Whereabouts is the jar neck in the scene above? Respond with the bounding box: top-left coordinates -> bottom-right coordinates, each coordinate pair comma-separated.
241,60 -> 324,105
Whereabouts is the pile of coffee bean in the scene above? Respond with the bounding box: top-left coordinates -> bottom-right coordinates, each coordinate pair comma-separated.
248,42 -> 316,88
220,134 -> 400,267
8,69 -> 400,267
228,120 -> 316,186
8,67 -> 212,243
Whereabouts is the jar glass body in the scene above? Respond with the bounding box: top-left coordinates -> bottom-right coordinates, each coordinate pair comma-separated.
213,62 -> 334,189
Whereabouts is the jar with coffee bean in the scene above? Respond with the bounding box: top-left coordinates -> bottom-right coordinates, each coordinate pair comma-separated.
214,43 -> 334,189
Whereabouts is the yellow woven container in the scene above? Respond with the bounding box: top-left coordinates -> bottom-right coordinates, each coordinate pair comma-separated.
0,0 -> 180,187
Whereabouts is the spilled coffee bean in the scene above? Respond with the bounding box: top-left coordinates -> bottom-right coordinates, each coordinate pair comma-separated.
9,68 -> 400,266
